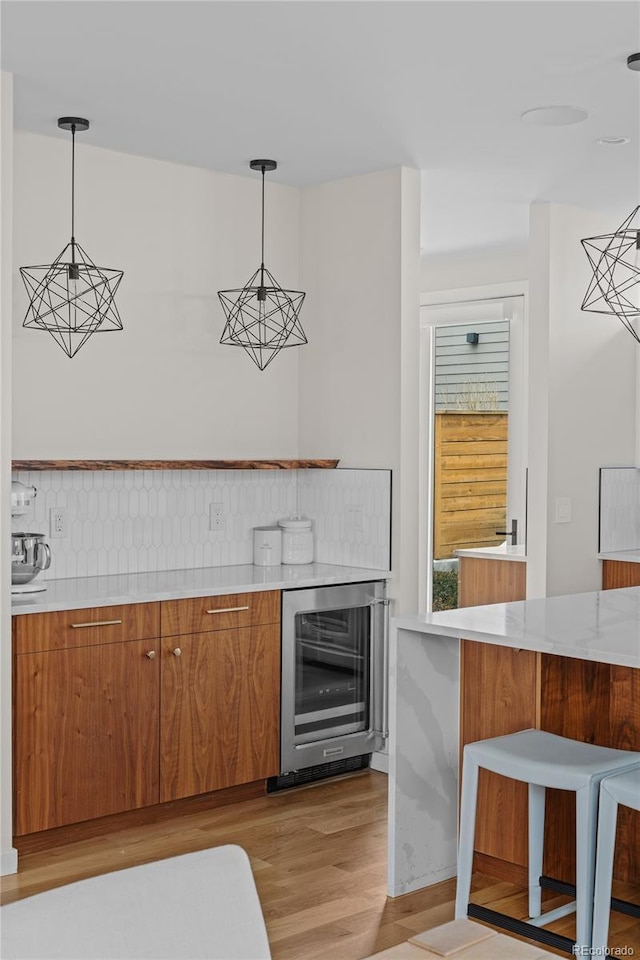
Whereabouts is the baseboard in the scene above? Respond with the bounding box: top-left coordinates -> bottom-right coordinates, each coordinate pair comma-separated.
15,780 -> 267,855
1,846 -> 18,876
370,751 -> 389,774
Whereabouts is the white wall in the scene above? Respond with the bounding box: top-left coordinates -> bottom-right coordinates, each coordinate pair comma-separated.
1,72 -> 18,875
12,132 -> 302,459
527,202 -> 637,598
421,244 -> 528,294
298,167 -> 421,613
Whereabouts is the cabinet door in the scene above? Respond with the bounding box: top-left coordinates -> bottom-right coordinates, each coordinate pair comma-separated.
160,624 -> 280,802
14,639 -> 160,835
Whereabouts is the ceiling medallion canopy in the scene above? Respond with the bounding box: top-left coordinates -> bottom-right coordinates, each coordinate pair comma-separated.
581,206 -> 640,342
20,117 -> 124,359
218,159 -> 307,371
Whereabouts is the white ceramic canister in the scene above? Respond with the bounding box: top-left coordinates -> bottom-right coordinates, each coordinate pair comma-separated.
278,516 -> 314,565
253,526 -> 282,566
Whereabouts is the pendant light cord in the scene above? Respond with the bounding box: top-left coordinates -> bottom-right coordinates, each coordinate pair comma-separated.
260,164 -> 266,289
70,122 -> 76,262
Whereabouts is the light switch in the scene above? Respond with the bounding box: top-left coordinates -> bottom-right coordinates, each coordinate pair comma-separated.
554,497 -> 572,523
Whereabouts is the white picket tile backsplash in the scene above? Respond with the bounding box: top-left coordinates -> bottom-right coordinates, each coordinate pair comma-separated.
12,468 -> 391,580
599,467 -> 640,553
299,469 -> 391,570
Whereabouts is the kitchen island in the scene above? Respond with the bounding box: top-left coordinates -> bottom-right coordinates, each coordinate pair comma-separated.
388,587 -> 640,897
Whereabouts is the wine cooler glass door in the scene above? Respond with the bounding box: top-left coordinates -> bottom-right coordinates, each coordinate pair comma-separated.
294,606 -> 370,744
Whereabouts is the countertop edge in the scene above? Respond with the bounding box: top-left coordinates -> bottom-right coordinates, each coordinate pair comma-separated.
11,564 -> 391,615
391,586 -> 640,670
455,547 -> 527,563
598,551 -> 640,563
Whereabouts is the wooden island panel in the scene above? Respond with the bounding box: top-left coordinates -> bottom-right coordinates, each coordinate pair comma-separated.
609,664 -> 640,884
540,657 -> 640,886
602,559 -> 640,589
458,556 -> 531,879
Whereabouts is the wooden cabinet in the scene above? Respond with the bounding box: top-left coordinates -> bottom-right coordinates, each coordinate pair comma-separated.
602,559 -> 640,590
14,604 -> 160,835
13,591 -> 281,836
159,592 -> 280,802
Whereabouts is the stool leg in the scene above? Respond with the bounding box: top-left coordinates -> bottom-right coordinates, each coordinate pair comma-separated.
591,785 -> 618,955
575,782 -> 598,951
455,751 -> 479,919
528,783 -> 545,918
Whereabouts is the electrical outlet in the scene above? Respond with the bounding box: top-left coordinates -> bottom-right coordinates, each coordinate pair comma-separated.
209,502 -> 225,531
49,507 -> 68,538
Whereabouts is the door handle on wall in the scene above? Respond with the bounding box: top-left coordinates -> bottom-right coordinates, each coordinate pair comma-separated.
496,518 -> 518,545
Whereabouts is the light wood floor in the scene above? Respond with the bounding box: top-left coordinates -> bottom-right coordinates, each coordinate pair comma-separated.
2,770 -> 639,960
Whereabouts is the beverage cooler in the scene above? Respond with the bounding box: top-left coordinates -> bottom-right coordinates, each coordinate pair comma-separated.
278,580 -> 388,780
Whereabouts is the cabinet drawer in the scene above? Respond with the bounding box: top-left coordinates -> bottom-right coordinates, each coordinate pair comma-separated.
161,590 -> 280,637
13,603 -> 160,654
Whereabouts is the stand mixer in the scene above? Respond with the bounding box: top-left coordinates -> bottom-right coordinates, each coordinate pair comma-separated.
11,482 -> 51,593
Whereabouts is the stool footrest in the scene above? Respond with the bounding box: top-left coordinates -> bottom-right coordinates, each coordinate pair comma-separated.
540,875 -> 640,921
611,896 -> 640,920
540,875 -> 574,897
527,901 -> 576,927
466,904 -> 576,956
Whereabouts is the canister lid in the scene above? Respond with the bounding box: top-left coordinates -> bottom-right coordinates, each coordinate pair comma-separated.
278,515 -> 312,530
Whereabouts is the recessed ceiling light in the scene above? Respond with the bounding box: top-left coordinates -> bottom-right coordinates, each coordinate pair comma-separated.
627,53 -> 640,71
596,136 -> 631,146
520,105 -> 589,127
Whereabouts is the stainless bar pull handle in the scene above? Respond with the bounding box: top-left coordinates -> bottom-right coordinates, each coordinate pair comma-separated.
368,598 -> 390,741
70,619 -> 122,629
206,606 -> 250,614
379,598 -> 390,739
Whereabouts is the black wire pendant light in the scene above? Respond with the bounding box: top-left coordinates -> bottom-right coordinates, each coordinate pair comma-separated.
581,206 -> 640,342
218,159 -> 307,371
20,117 -> 124,358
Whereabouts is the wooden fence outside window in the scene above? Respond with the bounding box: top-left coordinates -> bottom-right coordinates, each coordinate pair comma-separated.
433,411 -> 508,560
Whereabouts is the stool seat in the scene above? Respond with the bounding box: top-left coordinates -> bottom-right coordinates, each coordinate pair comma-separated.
456,729 -> 640,954
592,767 -> 640,954
465,729 -> 639,790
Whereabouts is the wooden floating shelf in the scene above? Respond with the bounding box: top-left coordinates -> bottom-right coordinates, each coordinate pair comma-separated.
12,459 -> 340,472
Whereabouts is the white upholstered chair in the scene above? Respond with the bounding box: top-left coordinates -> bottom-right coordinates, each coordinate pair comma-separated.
0,845 -> 271,960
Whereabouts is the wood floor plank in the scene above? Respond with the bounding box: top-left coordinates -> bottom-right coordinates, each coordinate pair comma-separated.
2,769 -> 638,960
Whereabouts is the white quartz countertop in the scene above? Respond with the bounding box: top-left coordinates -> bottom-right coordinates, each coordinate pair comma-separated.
455,543 -> 527,562
393,586 -> 640,668
11,563 -> 390,615
599,550 -> 640,563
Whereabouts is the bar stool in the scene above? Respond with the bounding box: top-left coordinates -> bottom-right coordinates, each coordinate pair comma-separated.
455,729 -> 640,954
592,767 -> 640,954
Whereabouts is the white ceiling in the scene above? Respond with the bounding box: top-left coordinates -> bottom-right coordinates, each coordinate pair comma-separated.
2,0 -> 639,255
